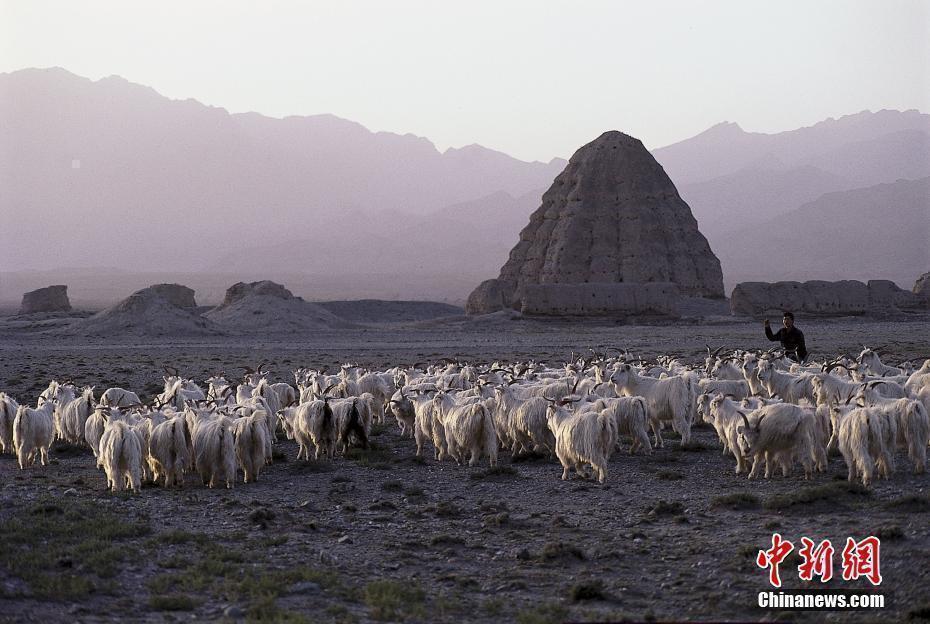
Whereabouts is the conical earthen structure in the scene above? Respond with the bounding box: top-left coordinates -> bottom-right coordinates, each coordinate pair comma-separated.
467,131 -> 724,315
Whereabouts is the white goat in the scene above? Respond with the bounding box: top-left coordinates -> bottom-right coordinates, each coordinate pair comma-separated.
856,385 -> 929,474
735,403 -> 817,479
0,392 -> 20,454
698,378 -> 750,401
412,392 -> 447,460
100,387 -> 142,408
610,364 -> 691,447
385,390 -> 415,438
590,396 -> 650,455
440,399 -> 498,467
331,397 -> 371,454
509,397 -> 555,456
857,348 -> 905,377
189,410 -> 237,489
12,401 -> 56,469
834,407 -> 894,486
756,360 -> 816,405
58,386 -> 95,445
278,399 -> 338,461
741,354 -> 767,397
545,402 -> 618,484
99,419 -> 144,492
148,415 -> 191,487
234,410 -> 271,483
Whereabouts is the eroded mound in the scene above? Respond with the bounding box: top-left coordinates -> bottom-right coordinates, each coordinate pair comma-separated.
64,284 -> 218,336
206,281 -> 349,332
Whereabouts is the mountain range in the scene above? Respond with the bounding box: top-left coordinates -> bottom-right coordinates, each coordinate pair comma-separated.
1,67 -> 927,305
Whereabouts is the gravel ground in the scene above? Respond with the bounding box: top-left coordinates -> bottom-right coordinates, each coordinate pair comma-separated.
1,317 -> 929,623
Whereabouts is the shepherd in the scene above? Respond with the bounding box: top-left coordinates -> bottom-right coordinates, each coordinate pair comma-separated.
764,311 -> 808,363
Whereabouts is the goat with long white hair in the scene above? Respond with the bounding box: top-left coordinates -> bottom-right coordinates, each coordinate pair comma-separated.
589,396 -> 651,455
148,415 -> 191,487
440,399 -> 498,467
610,364 -> 691,447
856,383 -> 929,474
99,419 -> 144,492
755,360 -> 815,405
12,400 -> 56,469
0,392 -> 20,454
58,386 -> 95,445
99,387 -> 142,408
735,403 -> 818,479
545,402 -> 618,484
412,392 -> 447,460
278,398 -> 338,461
189,409 -> 237,489
833,406 -> 894,487
385,390 -> 415,438
234,410 -> 271,483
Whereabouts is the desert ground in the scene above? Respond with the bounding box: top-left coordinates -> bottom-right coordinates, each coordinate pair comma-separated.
1,315 -> 929,623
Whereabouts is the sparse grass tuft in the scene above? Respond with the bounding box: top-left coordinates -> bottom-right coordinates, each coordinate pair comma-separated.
483,511 -> 510,526
364,579 -> 426,621
711,492 -> 760,510
345,442 -> 393,467
763,482 -> 870,510
655,469 -> 684,480
569,580 -> 606,601
470,465 -> 519,480
483,597 -> 506,616
433,500 -> 461,518
248,508 -> 276,528
429,534 -> 465,547
645,500 -> 684,517
516,602 -> 570,624
260,534 -> 290,547
149,594 -> 200,611
0,498 -> 150,600
380,479 -> 404,492
158,555 -> 192,570
885,494 -> 930,512
156,530 -> 209,545
289,460 -> 334,473
540,541 -> 586,561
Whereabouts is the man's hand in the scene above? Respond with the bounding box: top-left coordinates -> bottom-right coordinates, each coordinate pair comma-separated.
763,319 -> 770,328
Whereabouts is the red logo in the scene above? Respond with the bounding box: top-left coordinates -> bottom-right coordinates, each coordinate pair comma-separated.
757,533 -> 795,588
798,537 -> 834,582
758,534 -> 882,587
841,536 -> 882,586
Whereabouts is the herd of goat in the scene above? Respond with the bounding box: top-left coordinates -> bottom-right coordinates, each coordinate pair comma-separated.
1,346 -> 930,492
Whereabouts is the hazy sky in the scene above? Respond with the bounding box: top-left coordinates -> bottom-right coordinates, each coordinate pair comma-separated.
2,0 -> 928,162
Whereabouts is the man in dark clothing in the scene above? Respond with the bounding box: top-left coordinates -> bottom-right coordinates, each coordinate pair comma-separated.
764,311 -> 808,363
